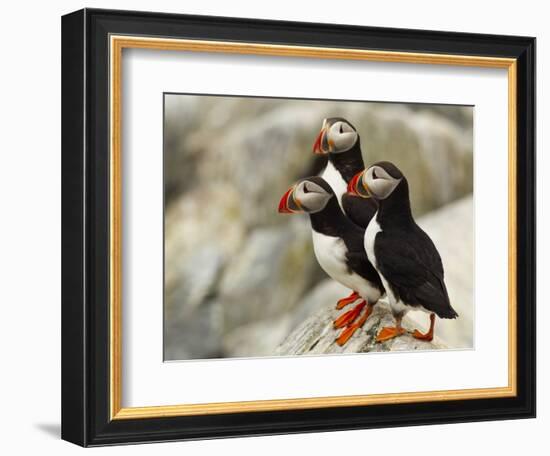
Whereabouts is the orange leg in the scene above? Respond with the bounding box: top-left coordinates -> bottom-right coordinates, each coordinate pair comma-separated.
412,313 -> 436,341
336,302 -> 374,346
376,315 -> 406,343
336,291 -> 360,310
333,300 -> 366,329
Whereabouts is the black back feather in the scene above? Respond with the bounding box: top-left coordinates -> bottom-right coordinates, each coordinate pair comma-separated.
374,176 -> 458,319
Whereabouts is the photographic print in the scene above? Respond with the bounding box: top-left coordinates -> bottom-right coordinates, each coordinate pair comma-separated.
163,94 -> 474,361
62,11 -> 535,445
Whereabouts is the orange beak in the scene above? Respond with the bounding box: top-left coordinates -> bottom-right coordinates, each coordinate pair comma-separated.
347,170 -> 370,198
278,187 -> 294,213
312,128 -> 324,154
347,171 -> 362,195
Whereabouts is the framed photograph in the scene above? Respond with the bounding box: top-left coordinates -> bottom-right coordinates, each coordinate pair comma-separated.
61,8 -> 535,447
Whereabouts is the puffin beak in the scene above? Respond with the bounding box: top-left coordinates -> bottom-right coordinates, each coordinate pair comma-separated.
347,171 -> 370,198
313,119 -> 329,155
312,128 -> 326,155
278,186 -> 298,213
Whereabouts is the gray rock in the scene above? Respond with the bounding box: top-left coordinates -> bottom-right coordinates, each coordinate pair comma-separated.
218,218 -> 317,332
195,103 -> 334,226
354,104 -> 473,215
276,301 -> 444,356
163,184 -> 246,360
164,183 -> 246,315
288,280 -> 350,332
222,314 -> 292,358
164,299 -> 224,360
165,246 -> 224,321
222,281 -> 352,357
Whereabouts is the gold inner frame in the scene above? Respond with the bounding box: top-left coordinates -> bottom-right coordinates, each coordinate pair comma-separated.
109,35 -> 518,420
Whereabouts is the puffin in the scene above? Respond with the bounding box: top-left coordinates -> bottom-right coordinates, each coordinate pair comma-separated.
347,161 -> 458,342
311,118 -> 380,322
278,176 -> 384,345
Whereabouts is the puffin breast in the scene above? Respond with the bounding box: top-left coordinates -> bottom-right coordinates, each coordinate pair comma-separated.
321,162 -> 347,209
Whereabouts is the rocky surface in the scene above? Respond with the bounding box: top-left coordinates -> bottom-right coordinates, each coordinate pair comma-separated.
276,301 -> 444,356
218,219 -> 317,332
163,95 -> 473,360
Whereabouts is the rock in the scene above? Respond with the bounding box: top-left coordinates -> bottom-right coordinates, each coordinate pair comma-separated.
222,314 -> 292,358
218,218 -> 317,332
163,184 -> 246,361
288,280 -> 350,331
195,103 -> 335,227
164,183 -> 246,315
164,298 -> 224,360
354,104 -> 473,214
164,95 -> 203,199
276,301 -> 445,356
222,280 -> 350,357
165,184 -> 245,263
163,245 -> 225,361
165,246 -> 224,318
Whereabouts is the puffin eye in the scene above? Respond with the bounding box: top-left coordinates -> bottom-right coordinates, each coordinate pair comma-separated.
372,168 -> 379,179
339,124 -> 344,134
303,183 -> 311,194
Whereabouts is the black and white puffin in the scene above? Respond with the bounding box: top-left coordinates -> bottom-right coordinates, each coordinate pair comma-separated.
348,161 -> 458,342
311,118 -> 380,316
278,176 -> 384,345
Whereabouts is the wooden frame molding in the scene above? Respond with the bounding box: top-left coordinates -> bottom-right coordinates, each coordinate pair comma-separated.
108,35 -> 518,421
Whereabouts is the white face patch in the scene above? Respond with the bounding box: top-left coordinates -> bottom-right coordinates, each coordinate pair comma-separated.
364,165 -> 402,200
294,180 -> 332,213
326,121 -> 358,153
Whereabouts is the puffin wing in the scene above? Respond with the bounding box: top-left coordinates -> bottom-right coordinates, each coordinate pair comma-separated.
341,194 -> 378,229
374,228 -> 457,319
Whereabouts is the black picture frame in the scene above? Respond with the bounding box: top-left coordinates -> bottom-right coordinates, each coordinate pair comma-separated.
62,8 -> 536,447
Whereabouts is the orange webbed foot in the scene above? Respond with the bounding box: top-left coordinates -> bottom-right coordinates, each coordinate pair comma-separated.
376,326 -> 406,343
335,303 -> 374,346
336,291 -> 360,310
412,329 -> 434,341
336,325 -> 359,346
333,300 -> 366,329
412,314 -> 436,341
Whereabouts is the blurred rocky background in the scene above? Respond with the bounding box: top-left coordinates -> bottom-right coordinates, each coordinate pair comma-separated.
163,94 -> 474,361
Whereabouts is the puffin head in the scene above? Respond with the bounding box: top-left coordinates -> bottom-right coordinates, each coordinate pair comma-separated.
347,161 -> 404,200
312,117 -> 358,155
278,176 -> 334,214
